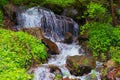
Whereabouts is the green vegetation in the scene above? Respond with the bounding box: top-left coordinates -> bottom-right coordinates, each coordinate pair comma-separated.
43,0 -> 75,7
0,0 -> 120,79
0,0 -> 8,7
86,2 -> 106,19
0,29 -> 47,80
0,10 -> 3,26
80,1 -> 120,62
0,0 -> 74,8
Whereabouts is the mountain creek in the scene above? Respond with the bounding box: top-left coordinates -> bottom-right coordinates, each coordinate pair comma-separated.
4,6 -> 120,80
15,6 -> 101,80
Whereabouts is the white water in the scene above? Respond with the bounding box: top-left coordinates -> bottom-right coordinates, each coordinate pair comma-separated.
17,7 -> 79,41
16,7 -> 101,80
33,42 -> 101,80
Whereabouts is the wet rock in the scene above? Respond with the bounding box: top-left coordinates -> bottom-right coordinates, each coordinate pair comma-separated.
100,59 -> 120,80
104,59 -> 118,69
62,7 -> 78,17
49,65 -> 62,75
3,3 -> 17,20
63,32 -> 73,44
22,27 -> 59,55
48,65 -> 63,80
3,3 -> 18,30
42,38 -> 60,55
77,34 -> 88,45
66,55 -> 96,76
22,27 -> 44,39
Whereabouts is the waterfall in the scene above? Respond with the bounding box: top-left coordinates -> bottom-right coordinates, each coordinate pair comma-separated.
16,7 -> 101,80
16,7 -> 79,41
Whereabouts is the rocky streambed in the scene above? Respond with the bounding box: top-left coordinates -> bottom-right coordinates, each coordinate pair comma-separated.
15,6 -> 120,80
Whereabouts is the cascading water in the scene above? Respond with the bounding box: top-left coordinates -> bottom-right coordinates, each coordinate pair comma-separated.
34,43 -> 83,80
16,7 -> 101,80
16,7 -> 79,41
33,42 -> 101,80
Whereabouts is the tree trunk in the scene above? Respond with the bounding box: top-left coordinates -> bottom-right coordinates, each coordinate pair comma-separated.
111,0 -> 118,26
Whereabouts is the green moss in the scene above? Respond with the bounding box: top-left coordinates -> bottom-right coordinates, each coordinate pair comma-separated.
0,29 -> 47,80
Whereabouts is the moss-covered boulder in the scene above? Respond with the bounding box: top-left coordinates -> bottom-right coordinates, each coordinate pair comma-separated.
66,55 -> 96,76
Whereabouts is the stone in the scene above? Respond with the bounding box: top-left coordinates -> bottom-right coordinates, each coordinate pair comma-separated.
100,59 -> 120,80
77,34 -> 88,45
22,27 -> 44,40
22,27 -> 59,55
42,38 -> 60,55
63,32 -> 73,44
66,55 -> 96,76
49,65 -> 62,75
62,7 -> 78,17
48,65 -> 63,80
104,59 -> 118,68
3,3 -> 18,31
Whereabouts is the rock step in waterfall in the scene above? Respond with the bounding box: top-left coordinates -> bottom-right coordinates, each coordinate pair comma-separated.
16,6 -> 79,41
16,7 -> 101,80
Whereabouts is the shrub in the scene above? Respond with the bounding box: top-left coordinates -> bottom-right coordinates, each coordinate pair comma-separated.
86,22 -> 120,61
82,2 -> 112,23
87,2 -> 106,19
110,46 -> 120,64
88,23 -> 113,58
0,29 -> 47,80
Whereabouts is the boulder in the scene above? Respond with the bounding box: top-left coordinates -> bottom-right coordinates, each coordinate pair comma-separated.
49,65 -> 62,75
77,33 -> 88,45
100,59 -> 120,80
63,32 -> 73,44
62,7 -> 78,18
66,55 -> 96,76
42,38 -> 60,55
48,65 -> 63,80
22,27 -> 59,55
3,3 -> 18,31
22,27 -> 44,40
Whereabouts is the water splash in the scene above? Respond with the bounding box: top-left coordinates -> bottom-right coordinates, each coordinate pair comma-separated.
33,42 -> 101,80
34,42 -> 83,80
16,6 -> 101,80
17,7 -> 79,41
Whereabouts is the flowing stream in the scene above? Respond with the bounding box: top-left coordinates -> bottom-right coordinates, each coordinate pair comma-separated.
33,42 -> 100,80
16,7 -> 101,80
